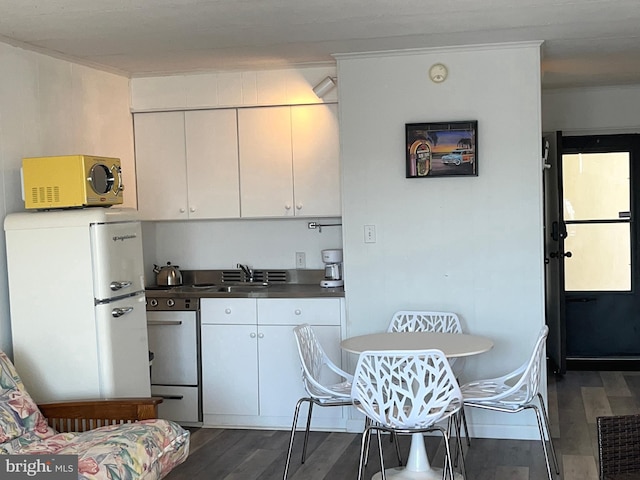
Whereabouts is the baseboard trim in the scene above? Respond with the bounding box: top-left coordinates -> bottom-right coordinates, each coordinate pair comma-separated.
566,357 -> 640,371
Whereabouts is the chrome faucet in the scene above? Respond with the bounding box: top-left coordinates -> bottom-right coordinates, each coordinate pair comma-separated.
237,263 -> 254,282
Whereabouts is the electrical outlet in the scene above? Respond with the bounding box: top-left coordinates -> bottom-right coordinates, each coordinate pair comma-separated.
296,252 -> 306,269
364,225 -> 376,243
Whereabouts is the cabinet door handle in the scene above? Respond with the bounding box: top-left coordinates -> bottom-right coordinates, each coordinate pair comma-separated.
190,207 -> 196,212
294,309 -> 302,315
179,208 -> 186,213
147,320 -> 182,326
296,203 -> 303,210
250,332 -> 257,338
258,332 -> 264,339
225,308 -> 232,314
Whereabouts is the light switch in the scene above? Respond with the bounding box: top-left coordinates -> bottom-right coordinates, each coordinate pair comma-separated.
364,225 -> 376,243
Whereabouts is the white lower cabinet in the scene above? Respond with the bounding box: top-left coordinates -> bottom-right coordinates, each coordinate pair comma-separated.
200,297 -> 345,429
201,323 -> 258,415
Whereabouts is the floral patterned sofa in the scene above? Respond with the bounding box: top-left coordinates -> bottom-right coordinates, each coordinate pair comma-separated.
0,350 -> 189,479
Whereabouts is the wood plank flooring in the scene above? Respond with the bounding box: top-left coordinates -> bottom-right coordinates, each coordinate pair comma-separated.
164,370 -> 640,480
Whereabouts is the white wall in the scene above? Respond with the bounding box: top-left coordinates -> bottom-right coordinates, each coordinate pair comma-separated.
543,84 -> 640,134
337,43 -> 545,439
0,42 -> 134,356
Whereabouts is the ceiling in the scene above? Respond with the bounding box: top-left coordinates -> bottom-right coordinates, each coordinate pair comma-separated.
2,0 -> 640,89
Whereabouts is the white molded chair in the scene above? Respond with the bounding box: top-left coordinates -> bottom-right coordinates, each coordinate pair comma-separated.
387,311 -> 466,378
283,324 -> 354,480
388,311 -> 463,334
460,325 -> 559,480
388,310 -> 471,445
352,349 -> 465,480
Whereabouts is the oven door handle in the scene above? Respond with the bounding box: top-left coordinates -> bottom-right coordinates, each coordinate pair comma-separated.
147,320 -> 183,326
156,394 -> 184,400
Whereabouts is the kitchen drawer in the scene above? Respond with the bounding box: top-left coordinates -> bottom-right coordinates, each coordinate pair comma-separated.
201,298 -> 257,325
151,385 -> 200,424
257,298 -> 341,326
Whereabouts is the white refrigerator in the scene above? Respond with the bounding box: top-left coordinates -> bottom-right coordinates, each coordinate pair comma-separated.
4,208 -> 151,402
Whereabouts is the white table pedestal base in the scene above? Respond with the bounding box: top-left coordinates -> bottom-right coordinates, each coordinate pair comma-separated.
372,466 -> 444,480
372,467 -> 463,480
371,432 -> 462,480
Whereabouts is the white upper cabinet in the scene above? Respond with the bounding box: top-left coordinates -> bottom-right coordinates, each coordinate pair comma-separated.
184,109 -> 240,219
134,110 -> 240,220
134,112 -> 188,220
238,104 -> 341,218
135,103 -> 340,220
238,106 -> 294,217
291,104 -> 341,217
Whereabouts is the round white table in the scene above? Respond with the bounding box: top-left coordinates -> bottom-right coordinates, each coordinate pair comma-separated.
341,331 -> 493,357
341,331 -> 493,480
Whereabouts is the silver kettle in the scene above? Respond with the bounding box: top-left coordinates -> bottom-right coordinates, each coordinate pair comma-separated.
153,262 -> 183,286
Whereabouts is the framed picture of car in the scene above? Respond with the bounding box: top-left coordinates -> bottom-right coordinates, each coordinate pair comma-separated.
405,120 -> 478,178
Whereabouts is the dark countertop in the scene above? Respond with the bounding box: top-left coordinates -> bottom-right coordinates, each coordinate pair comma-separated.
145,283 -> 344,299
145,268 -> 344,299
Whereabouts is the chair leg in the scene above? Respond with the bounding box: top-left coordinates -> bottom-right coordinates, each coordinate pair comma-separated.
448,415 -> 466,479
363,419 -> 403,467
438,426 -> 455,480
363,417 -> 372,465
392,432 -> 403,467
358,424 -> 375,480
284,397 -> 310,480
530,404 -> 555,480
455,375 -> 471,447
454,415 -> 467,479
537,393 -> 560,475
460,406 -> 471,447
377,429 -> 387,480
451,414 -> 460,469
301,400 -> 315,464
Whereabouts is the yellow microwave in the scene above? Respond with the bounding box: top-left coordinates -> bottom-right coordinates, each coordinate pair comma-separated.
22,155 -> 124,209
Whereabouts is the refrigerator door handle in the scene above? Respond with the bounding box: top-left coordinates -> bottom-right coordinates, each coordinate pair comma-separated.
112,306 -> 134,317
110,281 -> 133,291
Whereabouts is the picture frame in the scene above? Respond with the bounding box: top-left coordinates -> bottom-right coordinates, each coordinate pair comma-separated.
406,121 -> 478,178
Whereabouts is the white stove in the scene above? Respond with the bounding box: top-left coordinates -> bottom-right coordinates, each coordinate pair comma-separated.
146,290 -> 201,426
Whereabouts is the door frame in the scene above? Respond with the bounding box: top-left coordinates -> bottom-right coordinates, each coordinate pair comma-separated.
546,132 -> 640,371
543,132 -> 566,374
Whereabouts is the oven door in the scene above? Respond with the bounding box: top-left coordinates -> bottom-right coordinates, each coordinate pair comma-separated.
147,311 -> 198,385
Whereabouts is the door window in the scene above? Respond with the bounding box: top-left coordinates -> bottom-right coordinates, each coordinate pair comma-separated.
562,152 -> 631,291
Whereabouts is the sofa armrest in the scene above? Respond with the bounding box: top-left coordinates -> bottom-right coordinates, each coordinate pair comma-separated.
38,397 -> 163,433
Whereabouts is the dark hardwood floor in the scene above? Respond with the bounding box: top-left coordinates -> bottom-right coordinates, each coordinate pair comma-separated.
164,370 -> 640,480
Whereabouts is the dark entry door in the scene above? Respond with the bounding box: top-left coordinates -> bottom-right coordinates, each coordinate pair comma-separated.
560,134 -> 640,361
